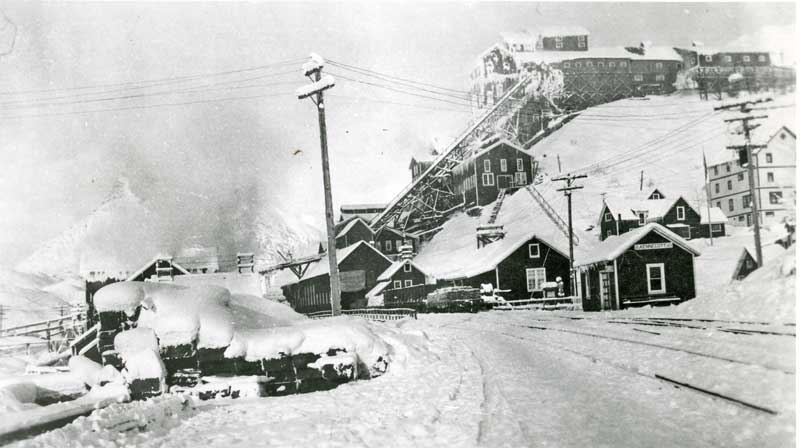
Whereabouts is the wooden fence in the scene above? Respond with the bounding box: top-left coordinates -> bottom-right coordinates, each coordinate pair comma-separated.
493,296 -> 582,311
308,308 -> 418,321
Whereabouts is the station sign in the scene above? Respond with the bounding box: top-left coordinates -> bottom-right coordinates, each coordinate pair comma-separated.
634,242 -> 673,251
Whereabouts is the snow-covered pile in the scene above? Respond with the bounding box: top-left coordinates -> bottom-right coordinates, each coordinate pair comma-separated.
671,245 -> 796,323
114,328 -> 166,383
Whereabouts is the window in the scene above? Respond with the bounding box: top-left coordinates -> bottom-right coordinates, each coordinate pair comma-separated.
528,243 -> 540,258
396,240 -> 402,250
526,268 -> 547,292
766,211 -> 775,217
638,212 -> 647,225
404,280 -> 413,288
713,166 -> 718,176
609,61 -> 616,68
516,158 -> 524,171
758,55 -> 766,62
738,216 -> 745,222
655,74 -> 665,81
385,240 -> 393,252
482,172 -> 495,186
393,280 -> 402,289
655,62 -> 663,69
634,74 -> 643,81
483,159 -> 491,173
555,36 -> 563,49
578,36 -> 586,48
604,212 -> 612,222
714,183 -> 720,194
767,172 -> 774,182
646,263 -> 666,294
716,201 -> 721,208
676,206 -> 685,221
563,62 -> 571,68
769,191 -> 783,204
742,194 -> 751,209
711,223 -> 722,232
724,55 -> 732,63
586,61 -> 593,67
766,153 -> 773,163
743,55 -> 751,62
728,199 -> 734,211
704,55 -> 713,62
514,171 -> 527,185
500,159 -> 508,172
651,193 -> 661,199
620,61 -> 628,67
726,163 -> 731,172
727,180 -> 732,190
737,173 -> 744,181
575,62 -> 582,68
597,61 -> 604,68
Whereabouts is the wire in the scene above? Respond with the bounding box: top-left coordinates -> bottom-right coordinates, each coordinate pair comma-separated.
0,91 -> 295,120
327,59 -> 471,95
328,94 -> 473,114
327,62 -> 473,102
0,57 -> 306,97
330,71 -> 475,108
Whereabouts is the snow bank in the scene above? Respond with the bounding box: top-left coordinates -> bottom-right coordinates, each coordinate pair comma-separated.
0,381 -> 39,412
225,317 -> 392,373
67,356 -> 103,387
94,282 -> 145,313
114,328 -> 159,358
113,327 -> 166,382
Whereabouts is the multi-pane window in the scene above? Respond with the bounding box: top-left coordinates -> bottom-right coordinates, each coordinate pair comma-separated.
563,62 -> 571,68
655,62 -> 663,69
767,172 -> 774,182
597,61 -> 605,68
758,55 -> 766,62
724,55 -> 732,63
638,212 -> 647,225
604,212 -> 612,222
769,191 -> 783,204
713,166 -> 718,176
711,224 -> 722,232
728,199 -> 734,211
526,268 -> 547,292
726,163 -> 731,172
716,201 -> 721,208
634,74 -> 643,81
609,61 -> 616,68
393,280 -> 402,289
766,153 -> 773,163
528,243 -> 540,258
743,55 -> 751,62
500,159 -> 508,172
578,36 -> 586,48
705,55 -> 713,62
482,172 -> 495,186
385,240 -> 393,252
516,158 -> 524,171
742,194 -> 751,209
715,183 -> 720,194
676,206 -> 685,221
396,240 -> 402,250
404,262 -> 412,273
655,74 -> 665,81
514,172 -> 527,185
727,180 -> 732,190
483,159 -> 492,172
737,173 -> 744,181
404,280 -> 413,288
555,36 -> 563,49
646,263 -> 666,294
620,61 -> 627,67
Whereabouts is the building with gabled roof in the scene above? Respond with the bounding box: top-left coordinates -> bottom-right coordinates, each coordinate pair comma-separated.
339,204 -> 386,223
576,223 -> 701,310
281,241 -> 392,313
599,193 -> 719,240
334,216 -> 374,249
414,183 -> 586,300
367,258 -> 434,308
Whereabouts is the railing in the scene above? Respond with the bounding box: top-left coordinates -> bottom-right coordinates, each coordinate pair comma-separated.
494,296 -> 581,311
0,313 -> 84,339
307,308 -> 418,321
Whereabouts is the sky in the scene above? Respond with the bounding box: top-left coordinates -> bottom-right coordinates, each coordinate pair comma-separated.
0,2 -> 795,265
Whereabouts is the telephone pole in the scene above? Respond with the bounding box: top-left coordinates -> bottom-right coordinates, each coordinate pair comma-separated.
297,54 -> 341,315
714,97 -> 771,267
551,173 -> 588,271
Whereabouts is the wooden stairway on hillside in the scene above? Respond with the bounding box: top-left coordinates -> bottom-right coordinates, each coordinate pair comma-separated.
486,189 -> 508,225
525,185 -> 579,246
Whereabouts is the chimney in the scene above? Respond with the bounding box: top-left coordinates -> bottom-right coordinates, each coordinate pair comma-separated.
237,252 -> 255,273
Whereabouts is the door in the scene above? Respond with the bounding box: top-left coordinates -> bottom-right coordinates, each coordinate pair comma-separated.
599,270 -> 616,310
497,175 -> 512,189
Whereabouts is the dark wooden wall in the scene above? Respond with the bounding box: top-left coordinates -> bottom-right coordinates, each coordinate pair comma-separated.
616,231 -> 696,302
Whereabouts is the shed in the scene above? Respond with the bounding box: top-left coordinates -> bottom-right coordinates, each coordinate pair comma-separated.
367,259 -> 434,308
697,206 -> 728,238
334,216 -> 374,249
576,223 -> 701,311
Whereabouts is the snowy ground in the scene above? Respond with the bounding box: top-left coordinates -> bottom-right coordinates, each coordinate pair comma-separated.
10,309 -> 793,448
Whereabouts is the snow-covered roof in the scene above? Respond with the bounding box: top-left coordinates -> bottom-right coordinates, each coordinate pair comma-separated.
365,280 -> 390,299
501,27 -> 590,46
466,138 -> 533,162
285,241 -> 391,285
125,256 -> 191,282
576,223 -> 701,266
602,196 -> 686,223
377,260 -> 426,282
699,207 -> 728,225
340,203 -> 386,212
340,204 -> 385,224
336,216 -> 372,239
414,184 -> 590,281
175,246 -> 219,273
511,45 -> 682,66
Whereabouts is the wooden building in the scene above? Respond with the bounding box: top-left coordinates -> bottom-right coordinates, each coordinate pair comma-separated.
374,226 -> 419,258
281,241 -> 392,313
577,223 -> 700,311
452,138 -> 536,208
366,258 -> 434,308
339,204 -> 386,223
334,216 -> 374,249
599,195 -> 723,241
414,186 -> 577,301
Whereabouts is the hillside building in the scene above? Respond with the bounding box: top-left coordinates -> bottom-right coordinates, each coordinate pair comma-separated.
334,216 -> 374,249
338,204 -> 386,223
452,138 -> 537,207
706,123 -> 796,226
599,194 -> 726,240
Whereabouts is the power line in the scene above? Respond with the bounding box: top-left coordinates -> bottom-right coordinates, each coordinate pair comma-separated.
330,71 -> 474,108
0,91 -> 295,120
327,59 -> 471,95
0,57 -> 306,97
327,62 -> 473,101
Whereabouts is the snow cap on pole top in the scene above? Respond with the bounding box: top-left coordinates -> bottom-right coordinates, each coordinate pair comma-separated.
302,53 -> 325,77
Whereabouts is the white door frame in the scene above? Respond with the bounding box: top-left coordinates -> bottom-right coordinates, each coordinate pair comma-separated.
645,263 -> 666,294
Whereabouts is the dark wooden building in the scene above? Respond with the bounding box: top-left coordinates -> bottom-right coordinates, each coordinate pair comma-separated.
452,138 -> 536,208
599,195 -> 724,241
339,203 -> 385,223
577,223 -> 700,311
334,216 -> 374,249
366,259 -> 434,308
281,241 -> 392,313
374,226 -> 418,258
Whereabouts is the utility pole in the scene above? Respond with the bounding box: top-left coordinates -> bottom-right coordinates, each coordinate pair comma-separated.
715,97 -> 771,267
297,54 -> 341,315
639,170 -> 644,191
552,173 -> 588,283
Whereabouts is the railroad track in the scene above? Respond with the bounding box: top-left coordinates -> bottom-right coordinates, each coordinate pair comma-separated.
605,317 -> 796,337
450,322 -> 782,417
